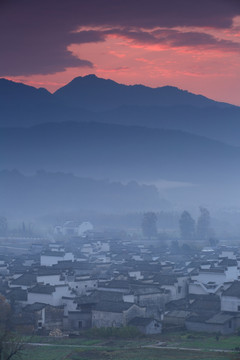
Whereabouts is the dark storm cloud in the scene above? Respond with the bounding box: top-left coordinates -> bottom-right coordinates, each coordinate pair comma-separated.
69,31 -> 106,45
105,28 -> 240,52
0,0 -> 239,76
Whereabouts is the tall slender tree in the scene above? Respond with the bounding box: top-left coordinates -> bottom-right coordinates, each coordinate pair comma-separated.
179,211 -> 195,240
141,212 -> 158,239
197,207 -> 211,240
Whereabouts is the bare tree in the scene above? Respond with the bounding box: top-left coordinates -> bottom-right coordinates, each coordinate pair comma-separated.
0,296 -> 24,360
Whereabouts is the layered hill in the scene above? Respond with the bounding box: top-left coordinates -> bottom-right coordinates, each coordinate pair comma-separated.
2,76 -> 240,212
1,75 -> 240,146
1,121 -> 239,184
53,74 -> 228,110
0,170 -> 165,217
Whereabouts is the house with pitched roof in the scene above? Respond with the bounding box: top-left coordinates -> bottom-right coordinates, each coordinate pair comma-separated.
27,284 -> 71,306
221,281 -> 240,312
128,317 -> 162,334
92,301 -> 146,328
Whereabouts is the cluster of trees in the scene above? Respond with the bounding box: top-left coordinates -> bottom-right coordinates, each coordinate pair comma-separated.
0,217 -> 38,238
179,207 -> 214,241
141,209 -> 215,242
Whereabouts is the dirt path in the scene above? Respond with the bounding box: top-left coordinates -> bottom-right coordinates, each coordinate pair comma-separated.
23,342 -> 102,348
24,341 -> 238,354
142,344 -> 236,353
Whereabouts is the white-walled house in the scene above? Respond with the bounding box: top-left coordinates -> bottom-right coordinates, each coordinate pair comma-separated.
219,251 -> 236,260
40,251 -> 74,266
78,222 -> 93,236
219,259 -> 239,282
221,281 -> 240,312
54,221 -> 93,236
49,244 -> 65,252
189,280 -> 223,296
68,276 -> 98,295
191,269 -> 227,285
23,303 -> 64,331
189,261 -> 239,297
95,241 -> 110,253
92,302 -> 146,328
157,275 -> 188,301
9,273 -> 37,290
62,296 -> 78,316
81,244 -> 94,255
128,270 -> 143,280
36,272 -> 64,286
27,284 -> 71,306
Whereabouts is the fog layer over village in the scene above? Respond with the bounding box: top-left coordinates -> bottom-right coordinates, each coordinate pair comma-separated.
1,75 -> 240,239
2,1 -> 240,359
1,74 -> 240,351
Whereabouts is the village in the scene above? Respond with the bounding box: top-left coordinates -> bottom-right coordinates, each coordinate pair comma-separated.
1,220 -> 240,339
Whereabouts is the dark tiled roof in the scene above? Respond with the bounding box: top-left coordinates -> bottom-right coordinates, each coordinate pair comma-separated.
165,298 -> 188,311
128,317 -> 155,326
222,281 -> 240,298
219,258 -> 238,267
53,261 -> 94,270
93,301 -> 135,313
187,311 -> 236,324
164,310 -> 191,319
28,284 -> 55,294
206,312 -> 236,324
153,274 -> 178,286
190,295 -> 220,312
103,280 -> 130,290
186,314 -> 211,323
77,290 -> 124,305
200,268 -> 225,273
11,273 -> 37,286
131,286 -> 163,296
42,251 -> 65,257
24,302 -> 46,312
52,260 -> 74,269
36,267 -> 62,276
7,288 -> 27,301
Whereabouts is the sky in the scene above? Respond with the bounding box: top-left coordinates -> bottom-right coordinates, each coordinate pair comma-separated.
1,0 -> 240,105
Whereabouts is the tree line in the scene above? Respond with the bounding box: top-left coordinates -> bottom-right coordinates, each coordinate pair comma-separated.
141,207 -> 216,243
179,207 -> 215,241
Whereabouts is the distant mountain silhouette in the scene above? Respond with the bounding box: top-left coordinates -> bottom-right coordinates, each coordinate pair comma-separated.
0,170 -> 166,217
0,77 -> 99,127
1,75 -> 240,145
54,74 -> 228,110
94,105 -> 240,146
0,78 -> 51,106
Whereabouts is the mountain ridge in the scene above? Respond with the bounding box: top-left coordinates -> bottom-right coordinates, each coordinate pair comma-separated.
1,75 -> 240,146
53,74 -> 233,110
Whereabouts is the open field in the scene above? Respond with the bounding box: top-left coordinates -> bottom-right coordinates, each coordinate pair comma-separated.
158,331 -> 240,351
18,331 -> 240,360
22,331 -> 240,351
21,345 -> 237,360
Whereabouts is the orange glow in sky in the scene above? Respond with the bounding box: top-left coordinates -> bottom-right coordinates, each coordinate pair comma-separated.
7,18 -> 240,106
